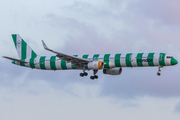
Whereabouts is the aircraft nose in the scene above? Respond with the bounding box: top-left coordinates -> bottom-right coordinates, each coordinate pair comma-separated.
171,58 -> 178,65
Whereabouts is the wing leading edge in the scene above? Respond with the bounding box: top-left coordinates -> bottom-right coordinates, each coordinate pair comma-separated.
41,40 -> 92,69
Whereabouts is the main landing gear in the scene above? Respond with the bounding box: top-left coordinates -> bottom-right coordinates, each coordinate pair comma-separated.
80,65 -> 88,77
157,66 -> 163,76
90,70 -> 98,80
90,75 -> 98,80
79,70 -> 99,80
80,72 -> 88,77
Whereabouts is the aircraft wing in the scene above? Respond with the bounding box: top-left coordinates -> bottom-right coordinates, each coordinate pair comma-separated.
41,40 -> 92,69
3,56 -> 28,63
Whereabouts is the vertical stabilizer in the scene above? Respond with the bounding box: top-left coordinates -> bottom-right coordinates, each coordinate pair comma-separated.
12,34 -> 37,60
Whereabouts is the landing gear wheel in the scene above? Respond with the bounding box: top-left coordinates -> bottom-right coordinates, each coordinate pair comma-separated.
90,76 -> 94,80
84,72 -> 88,76
80,73 -> 84,77
157,67 -> 162,76
157,72 -> 161,76
94,75 -> 98,79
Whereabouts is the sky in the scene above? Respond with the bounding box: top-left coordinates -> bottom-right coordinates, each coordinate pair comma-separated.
0,0 -> 180,119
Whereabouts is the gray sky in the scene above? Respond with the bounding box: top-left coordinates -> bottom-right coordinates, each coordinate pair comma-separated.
0,0 -> 180,120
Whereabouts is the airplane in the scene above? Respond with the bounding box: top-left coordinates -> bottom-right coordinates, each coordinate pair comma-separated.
3,34 -> 178,80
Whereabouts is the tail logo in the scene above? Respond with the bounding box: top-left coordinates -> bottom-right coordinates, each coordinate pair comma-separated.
17,40 -> 21,47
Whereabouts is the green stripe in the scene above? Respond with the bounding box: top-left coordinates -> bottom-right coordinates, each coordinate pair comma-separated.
159,53 -> 166,66
171,58 -> 178,65
21,39 -> 27,60
104,54 -> 110,68
31,51 -> 37,58
93,54 -> 100,61
72,65 -> 77,69
12,34 -> 17,48
148,53 -> 154,66
82,55 -> 89,59
115,54 -> 121,67
12,61 -> 16,64
39,56 -> 46,69
61,60 -> 67,70
72,55 -> 78,69
126,53 -> 132,67
29,58 -> 36,68
136,53 -> 143,67
50,56 -> 57,70
171,58 -> 174,65
19,59 -> 25,66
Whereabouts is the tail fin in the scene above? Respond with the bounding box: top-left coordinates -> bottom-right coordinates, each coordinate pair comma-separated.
12,34 -> 37,60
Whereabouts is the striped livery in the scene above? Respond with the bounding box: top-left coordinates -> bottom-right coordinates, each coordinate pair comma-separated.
13,53 -> 177,70
4,34 -> 177,78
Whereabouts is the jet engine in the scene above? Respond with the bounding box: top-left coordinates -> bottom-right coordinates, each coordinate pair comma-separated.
103,68 -> 122,75
87,61 -> 104,70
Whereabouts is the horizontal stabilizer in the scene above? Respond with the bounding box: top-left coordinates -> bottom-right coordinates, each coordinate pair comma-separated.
3,56 -> 28,63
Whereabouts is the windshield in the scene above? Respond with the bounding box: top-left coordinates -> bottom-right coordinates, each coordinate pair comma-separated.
166,56 -> 174,59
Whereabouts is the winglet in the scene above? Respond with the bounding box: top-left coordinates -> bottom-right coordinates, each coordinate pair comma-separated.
41,40 -> 49,50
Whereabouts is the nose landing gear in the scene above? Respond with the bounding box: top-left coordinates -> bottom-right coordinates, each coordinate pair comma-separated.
157,67 -> 162,76
157,72 -> 161,76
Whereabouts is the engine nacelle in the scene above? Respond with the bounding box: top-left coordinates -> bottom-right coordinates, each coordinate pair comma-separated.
87,61 -> 104,70
103,68 -> 122,75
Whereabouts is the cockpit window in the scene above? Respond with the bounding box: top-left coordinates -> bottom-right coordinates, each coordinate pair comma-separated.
166,56 -> 174,59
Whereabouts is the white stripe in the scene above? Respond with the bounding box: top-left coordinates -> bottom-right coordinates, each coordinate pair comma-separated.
66,63 -> 73,69
35,56 -> 41,69
165,55 -> 171,66
16,35 -> 22,59
131,53 -> 138,67
64,55 -> 73,69
26,45 -> 31,59
24,58 -> 30,67
88,54 -> 94,60
120,53 -> 127,67
153,53 -> 160,66
78,54 -> 83,59
99,54 -> 105,61
16,61 -> 20,65
45,56 -> 51,70
142,53 -> 149,67
25,62 -> 30,67
163,53 -> 166,66
55,58 -> 62,70
109,54 -> 115,68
